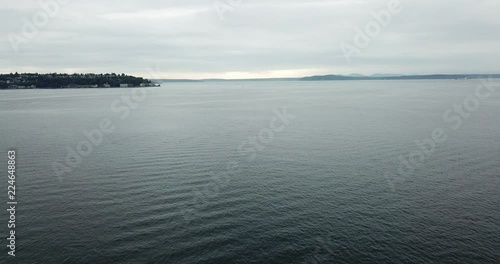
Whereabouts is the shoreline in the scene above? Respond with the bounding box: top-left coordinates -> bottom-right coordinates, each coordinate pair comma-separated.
0,84 -> 161,90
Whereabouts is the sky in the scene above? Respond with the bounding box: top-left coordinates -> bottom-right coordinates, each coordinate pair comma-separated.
0,0 -> 499,79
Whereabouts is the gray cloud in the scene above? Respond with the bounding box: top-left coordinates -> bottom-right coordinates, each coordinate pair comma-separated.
1,0 -> 499,78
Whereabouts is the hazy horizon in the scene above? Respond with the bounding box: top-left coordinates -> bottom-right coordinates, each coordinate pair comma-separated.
3,72 -> 500,81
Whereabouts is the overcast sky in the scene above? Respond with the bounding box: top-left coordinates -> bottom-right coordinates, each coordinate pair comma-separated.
1,0 -> 499,79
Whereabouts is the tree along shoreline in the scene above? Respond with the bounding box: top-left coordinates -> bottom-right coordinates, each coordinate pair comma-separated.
0,73 -> 158,89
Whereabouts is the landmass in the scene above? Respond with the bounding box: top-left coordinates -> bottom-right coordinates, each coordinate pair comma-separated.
299,74 -> 500,81
0,73 -> 158,89
158,74 -> 500,82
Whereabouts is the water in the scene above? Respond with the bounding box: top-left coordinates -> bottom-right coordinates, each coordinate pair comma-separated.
0,80 -> 499,263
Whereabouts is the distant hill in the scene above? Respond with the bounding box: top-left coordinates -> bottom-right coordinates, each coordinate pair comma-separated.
300,74 -> 500,81
346,73 -> 365,77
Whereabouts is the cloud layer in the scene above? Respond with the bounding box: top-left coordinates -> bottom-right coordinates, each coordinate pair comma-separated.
1,0 -> 499,78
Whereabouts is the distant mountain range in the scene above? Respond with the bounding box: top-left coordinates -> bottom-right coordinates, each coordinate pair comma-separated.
157,74 -> 500,82
300,74 -> 500,81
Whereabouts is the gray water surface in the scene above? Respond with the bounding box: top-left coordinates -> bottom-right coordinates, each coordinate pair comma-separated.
0,80 -> 499,263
